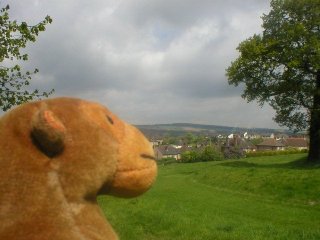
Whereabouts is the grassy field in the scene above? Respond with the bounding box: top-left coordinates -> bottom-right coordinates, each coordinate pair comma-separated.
98,154 -> 320,240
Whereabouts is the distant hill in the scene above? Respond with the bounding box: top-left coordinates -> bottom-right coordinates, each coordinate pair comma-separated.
136,123 -> 291,138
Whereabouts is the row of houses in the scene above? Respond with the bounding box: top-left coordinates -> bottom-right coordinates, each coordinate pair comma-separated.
153,136 -> 309,160
225,135 -> 308,152
217,132 -> 292,141
256,137 -> 308,151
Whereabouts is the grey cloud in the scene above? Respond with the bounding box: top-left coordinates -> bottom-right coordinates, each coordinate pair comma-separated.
117,0 -> 268,28
3,0 -> 280,128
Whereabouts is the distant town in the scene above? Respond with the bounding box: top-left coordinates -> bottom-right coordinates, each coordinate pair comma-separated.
137,123 -> 308,161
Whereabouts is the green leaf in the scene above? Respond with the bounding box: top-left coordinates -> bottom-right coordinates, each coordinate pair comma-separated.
0,4 -> 54,111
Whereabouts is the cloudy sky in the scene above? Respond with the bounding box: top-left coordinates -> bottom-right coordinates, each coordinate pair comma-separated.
5,0 -> 281,129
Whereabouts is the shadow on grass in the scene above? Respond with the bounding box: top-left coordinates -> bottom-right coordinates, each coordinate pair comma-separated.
218,157 -> 320,170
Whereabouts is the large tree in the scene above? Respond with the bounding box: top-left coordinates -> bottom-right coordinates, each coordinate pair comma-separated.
0,4 -> 53,111
226,0 -> 320,162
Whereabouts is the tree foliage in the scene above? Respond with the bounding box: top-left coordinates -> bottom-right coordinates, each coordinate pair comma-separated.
180,146 -> 224,163
226,0 -> 320,161
0,4 -> 53,111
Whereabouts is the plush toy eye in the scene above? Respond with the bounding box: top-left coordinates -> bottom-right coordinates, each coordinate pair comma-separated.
107,115 -> 114,125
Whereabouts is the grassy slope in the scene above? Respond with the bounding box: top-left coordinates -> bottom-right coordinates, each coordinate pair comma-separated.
98,154 -> 320,240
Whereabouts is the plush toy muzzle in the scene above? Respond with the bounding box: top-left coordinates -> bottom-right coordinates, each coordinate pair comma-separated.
0,97 -> 157,240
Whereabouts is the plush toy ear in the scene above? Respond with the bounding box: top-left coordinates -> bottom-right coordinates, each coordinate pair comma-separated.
31,110 -> 66,158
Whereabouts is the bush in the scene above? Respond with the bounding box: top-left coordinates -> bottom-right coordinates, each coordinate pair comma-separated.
180,151 -> 199,163
180,146 -> 224,163
200,146 -> 224,162
224,148 -> 245,159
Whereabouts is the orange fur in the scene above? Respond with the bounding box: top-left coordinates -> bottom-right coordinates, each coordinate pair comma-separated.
0,97 -> 157,240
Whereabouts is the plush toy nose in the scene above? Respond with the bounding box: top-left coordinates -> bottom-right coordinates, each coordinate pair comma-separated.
108,123 -> 157,198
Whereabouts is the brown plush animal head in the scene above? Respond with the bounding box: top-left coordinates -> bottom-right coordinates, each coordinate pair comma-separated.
0,97 -> 157,240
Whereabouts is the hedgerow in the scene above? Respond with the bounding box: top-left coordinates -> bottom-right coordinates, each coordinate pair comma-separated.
245,149 -> 308,158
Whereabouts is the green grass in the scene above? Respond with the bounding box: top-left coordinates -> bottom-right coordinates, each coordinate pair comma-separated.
98,154 -> 320,240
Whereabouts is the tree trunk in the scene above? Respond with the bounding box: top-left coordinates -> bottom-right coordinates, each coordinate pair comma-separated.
308,70 -> 320,162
